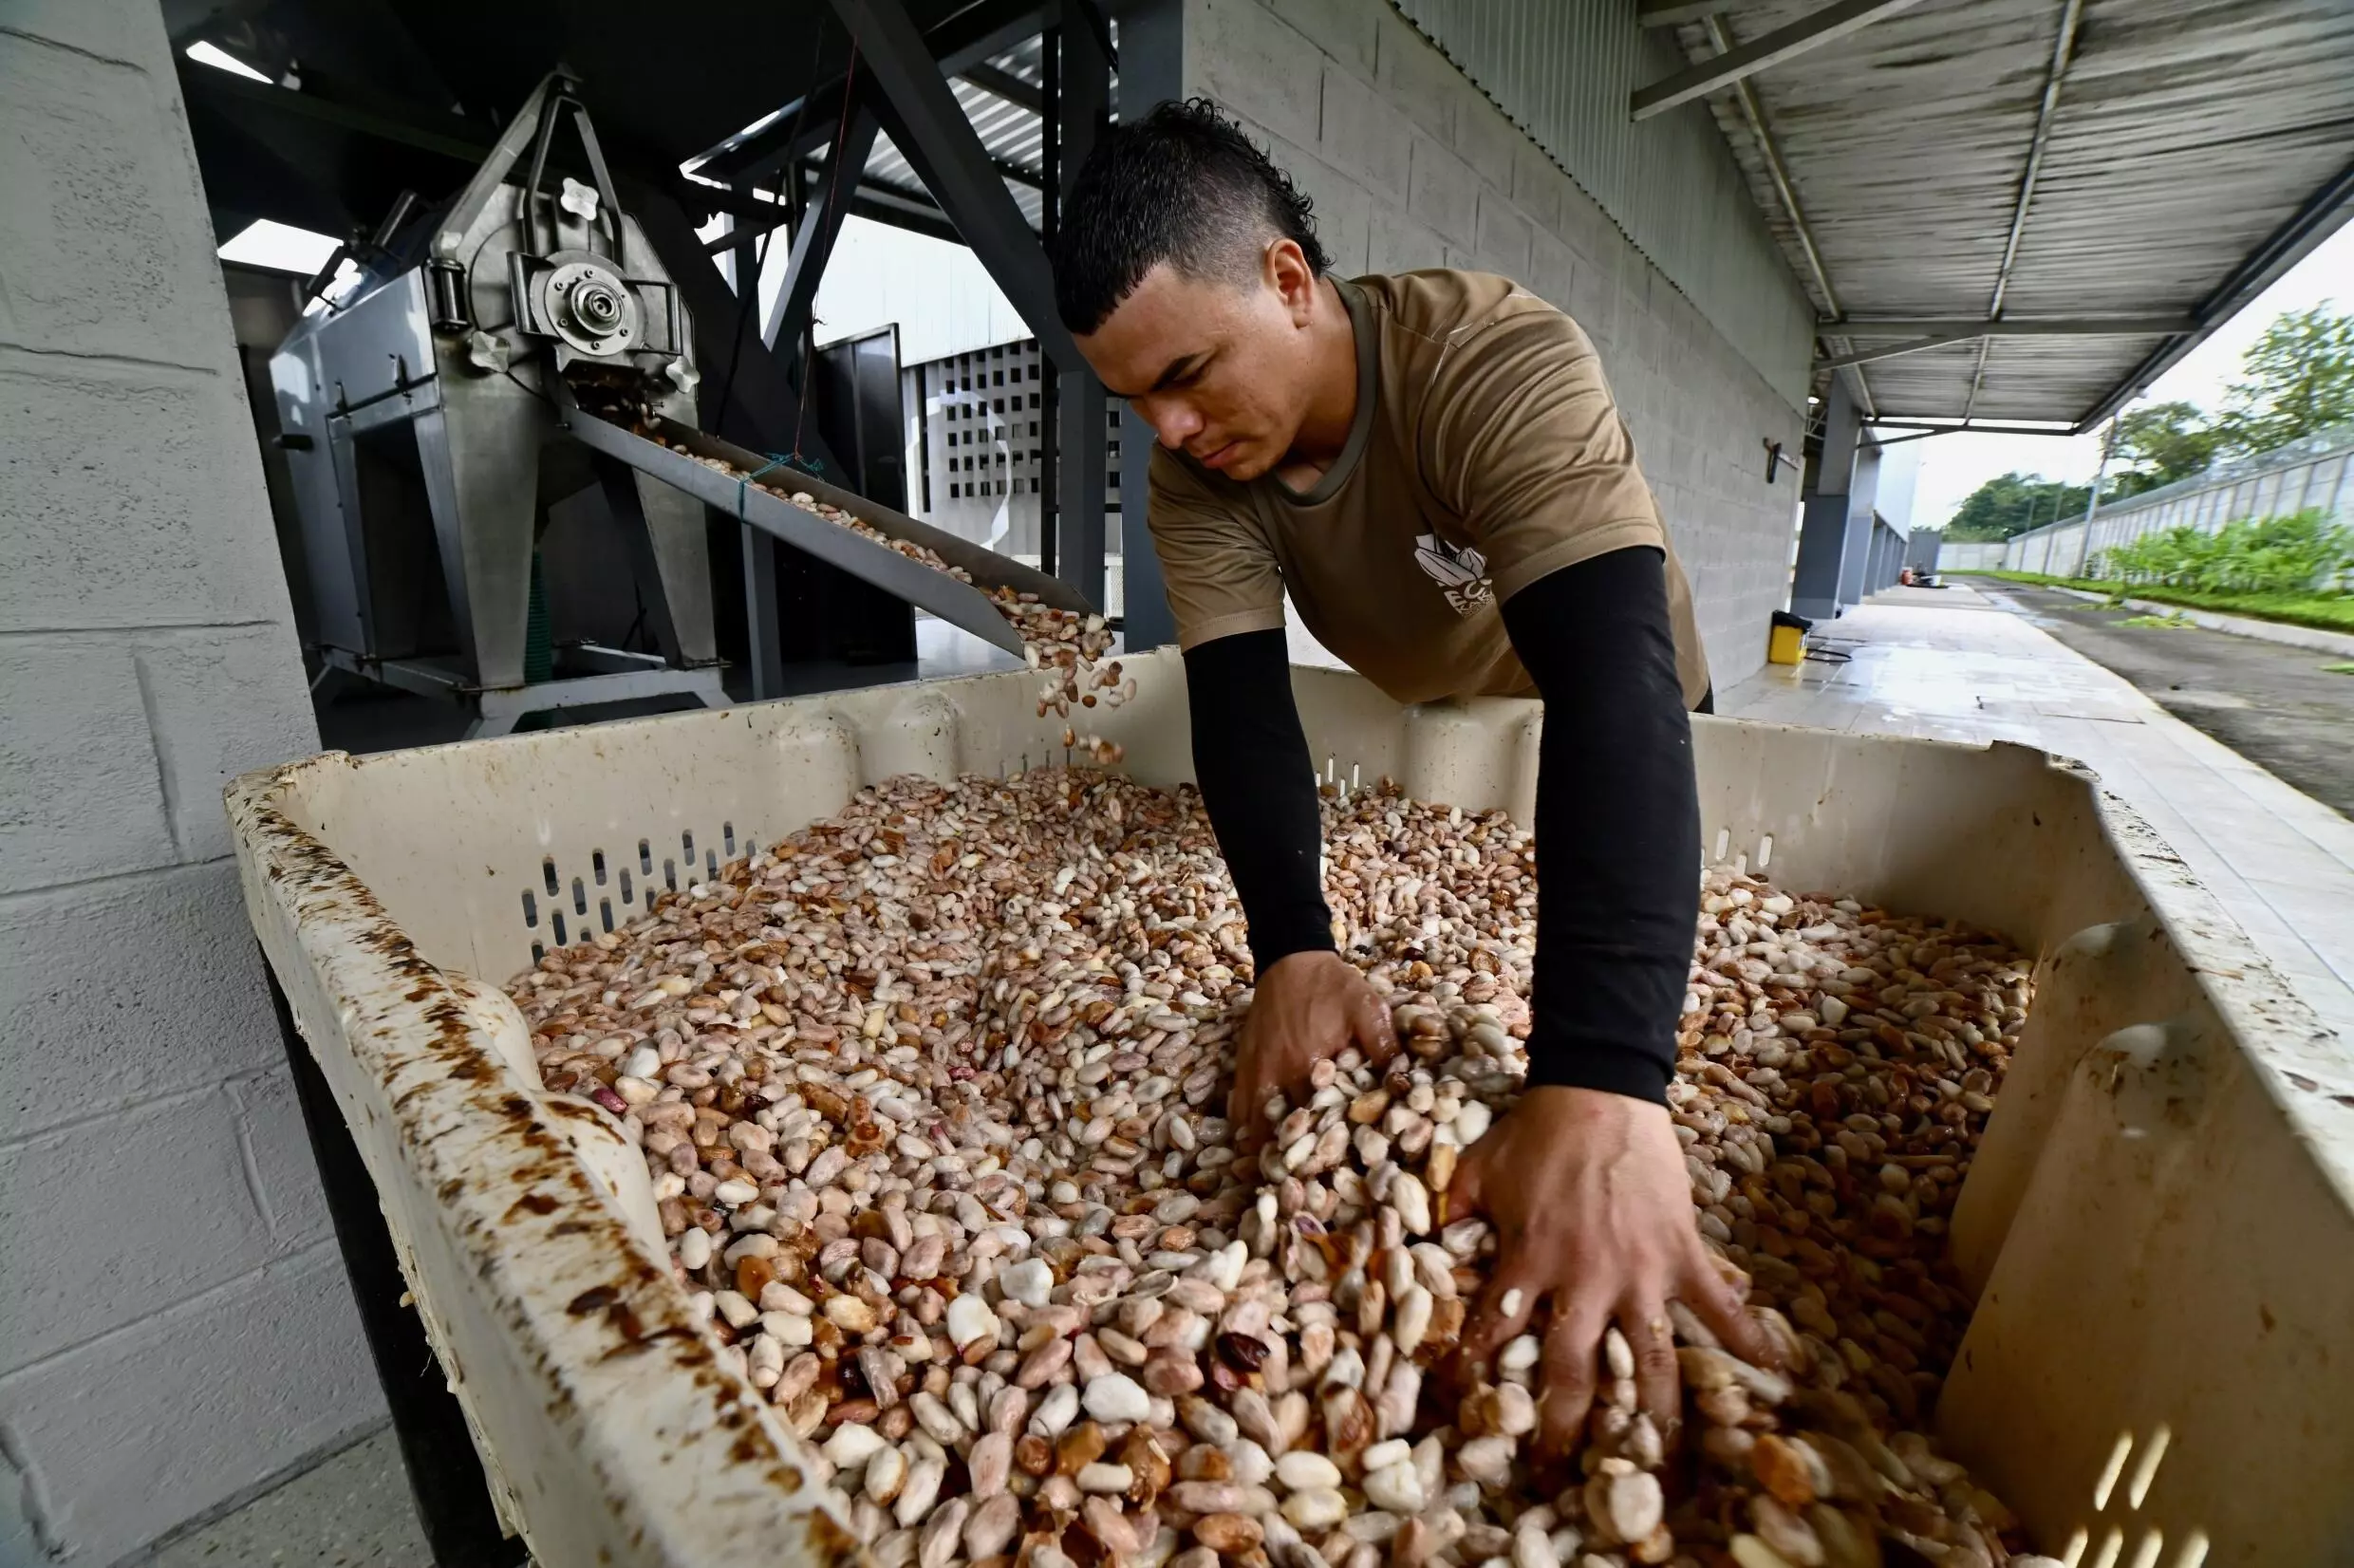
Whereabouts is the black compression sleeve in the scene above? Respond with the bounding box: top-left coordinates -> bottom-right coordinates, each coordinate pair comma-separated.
1183,629 -> 1336,972
1499,547 -> 1699,1103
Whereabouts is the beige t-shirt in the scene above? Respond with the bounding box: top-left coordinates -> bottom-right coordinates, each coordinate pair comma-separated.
1148,270 -> 1709,708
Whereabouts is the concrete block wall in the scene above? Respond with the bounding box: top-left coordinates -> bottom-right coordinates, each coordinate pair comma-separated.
1183,0 -> 1808,688
0,4 -> 384,1562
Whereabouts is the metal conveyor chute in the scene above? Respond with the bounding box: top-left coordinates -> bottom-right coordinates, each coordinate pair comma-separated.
557,383 -> 1092,660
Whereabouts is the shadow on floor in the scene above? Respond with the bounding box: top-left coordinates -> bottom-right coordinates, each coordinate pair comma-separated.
127,1428 -> 429,1568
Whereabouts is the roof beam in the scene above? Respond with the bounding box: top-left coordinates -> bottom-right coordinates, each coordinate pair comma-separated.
1816,334 -> 1976,371
762,106 -> 881,350
1823,317 -> 2194,336
1633,0 -> 1925,121
1865,420 -> 2085,437
2081,159 -> 2354,428
698,0 -> 1048,185
1638,0 -> 1736,27
832,0 -> 1081,369
1962,0 -> 2084,420
1816,318 -> 2196,370
960,62 -> 1042,111
1695,14 -> 1870,414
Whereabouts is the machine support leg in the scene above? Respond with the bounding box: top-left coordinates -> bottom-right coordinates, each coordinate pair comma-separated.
593,456 -> 691,663
267,963 -> 527,1568
743,524 -> 784,700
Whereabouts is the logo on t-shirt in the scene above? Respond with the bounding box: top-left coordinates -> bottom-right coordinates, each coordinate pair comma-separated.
1413,532 -> 1493,616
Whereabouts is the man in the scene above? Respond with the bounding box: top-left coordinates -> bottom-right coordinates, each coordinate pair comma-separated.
1049,101 -> 1773,1455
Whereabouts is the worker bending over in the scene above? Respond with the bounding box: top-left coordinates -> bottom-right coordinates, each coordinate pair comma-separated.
1051,100 -> 1772,1453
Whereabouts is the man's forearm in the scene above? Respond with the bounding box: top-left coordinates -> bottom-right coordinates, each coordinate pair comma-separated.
1183,630 -> 1336,971
1500,548 -> 1699,1102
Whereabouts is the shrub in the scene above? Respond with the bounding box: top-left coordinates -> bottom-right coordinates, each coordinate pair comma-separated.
2088,508 -> 2352,595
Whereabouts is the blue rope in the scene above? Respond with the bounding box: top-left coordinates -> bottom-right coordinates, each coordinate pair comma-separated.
734,452 -> 828,519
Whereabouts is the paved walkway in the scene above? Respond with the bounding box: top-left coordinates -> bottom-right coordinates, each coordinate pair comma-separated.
1976,580 -> 2354,819
1722,583 -> 2354,1043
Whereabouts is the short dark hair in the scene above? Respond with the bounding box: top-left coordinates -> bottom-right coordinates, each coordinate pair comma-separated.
1052,99 -> 1332,335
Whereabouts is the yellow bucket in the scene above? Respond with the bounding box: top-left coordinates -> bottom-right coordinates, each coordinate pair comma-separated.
1768,622 -> 1805,665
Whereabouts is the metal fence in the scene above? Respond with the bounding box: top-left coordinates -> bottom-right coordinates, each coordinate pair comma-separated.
2002,424 -> 2354,580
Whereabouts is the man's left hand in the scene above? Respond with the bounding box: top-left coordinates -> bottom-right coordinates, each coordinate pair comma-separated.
1450,1084 -> 1776,1456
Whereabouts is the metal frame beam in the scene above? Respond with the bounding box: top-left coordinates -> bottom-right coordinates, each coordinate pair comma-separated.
1814,318 -> 2192,371
1693,15 -> 1872,415
762,105 -> 882,349
1633,0 -> 1924,121
961,62 -> 1043,111
698,0 -> 1047,185
2081,159 -> 2354,428
1864,419 -> 2083,436
1638,0 -> 1735,26
1109,0 -> 1182,648
1815,335 -> 1976,372
1050,0 -> 1112,607
832,0 -> 1084,370
1961,0 -> 2083,419
1822,317 -> 2195,336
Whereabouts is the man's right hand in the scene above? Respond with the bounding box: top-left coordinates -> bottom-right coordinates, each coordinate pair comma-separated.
1229,950 -> 1400,1147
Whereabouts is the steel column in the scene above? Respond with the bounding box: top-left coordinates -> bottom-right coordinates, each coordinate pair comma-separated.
1108,0 -> 1185,646
720,196 -> 788,700
1052,0 -> 1112,608
1790,378 -> 1863,621
1837,442 -> 1883,607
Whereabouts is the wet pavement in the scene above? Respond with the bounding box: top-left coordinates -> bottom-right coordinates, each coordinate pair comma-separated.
1973,580 -> 2354,819
1722,581 -> 2354,1044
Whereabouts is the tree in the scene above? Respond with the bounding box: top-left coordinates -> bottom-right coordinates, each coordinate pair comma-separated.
2215,305 -> 2354,457
2104,401 -> 2217,497
1945,472 -> 2094,541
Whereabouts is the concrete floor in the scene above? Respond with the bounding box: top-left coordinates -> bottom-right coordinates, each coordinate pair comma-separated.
127,1428 -> 429,1568
159,579 -> 2352,1562
1721,582 -> 2354,1043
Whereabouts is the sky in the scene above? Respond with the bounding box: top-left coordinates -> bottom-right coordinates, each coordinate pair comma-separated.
1902,220 -> 2354,531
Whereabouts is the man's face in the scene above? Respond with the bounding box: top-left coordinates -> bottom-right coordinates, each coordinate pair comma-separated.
1074,243 -> 1319,482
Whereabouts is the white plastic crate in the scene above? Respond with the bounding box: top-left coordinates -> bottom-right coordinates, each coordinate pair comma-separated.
229,649 -> 2354,1566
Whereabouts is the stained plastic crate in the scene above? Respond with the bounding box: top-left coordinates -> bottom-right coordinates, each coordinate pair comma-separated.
229,649 -> 2354,1566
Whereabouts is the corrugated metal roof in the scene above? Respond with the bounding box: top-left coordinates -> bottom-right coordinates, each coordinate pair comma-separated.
861,34 -> 1047,228
1392,0 -> 1819,402
1673,0 -> 2354,427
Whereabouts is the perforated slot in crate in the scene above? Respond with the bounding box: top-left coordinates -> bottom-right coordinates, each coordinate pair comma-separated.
513,822 -> 765,949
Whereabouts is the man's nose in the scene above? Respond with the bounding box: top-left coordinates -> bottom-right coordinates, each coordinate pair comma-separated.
1141,398 -> 1201,448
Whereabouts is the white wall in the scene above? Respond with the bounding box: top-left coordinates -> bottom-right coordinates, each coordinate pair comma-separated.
1875,441 -> 1924,534
1183,0 -> 1809,688
0,5 -> 383,1561
785,215 -> 1028,366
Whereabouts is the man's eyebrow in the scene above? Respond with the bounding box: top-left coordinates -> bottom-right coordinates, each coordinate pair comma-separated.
1107,353 -> 1202,401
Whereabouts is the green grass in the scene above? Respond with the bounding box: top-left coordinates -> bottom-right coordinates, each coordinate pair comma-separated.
2120,613 -> 2195,629
1952,569 -> 2354,635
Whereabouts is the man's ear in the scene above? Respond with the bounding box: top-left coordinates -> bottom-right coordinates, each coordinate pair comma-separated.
1266,237 -> 1317,325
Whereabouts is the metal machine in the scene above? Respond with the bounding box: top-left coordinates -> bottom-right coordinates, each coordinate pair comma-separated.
270,69 -> 725,736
